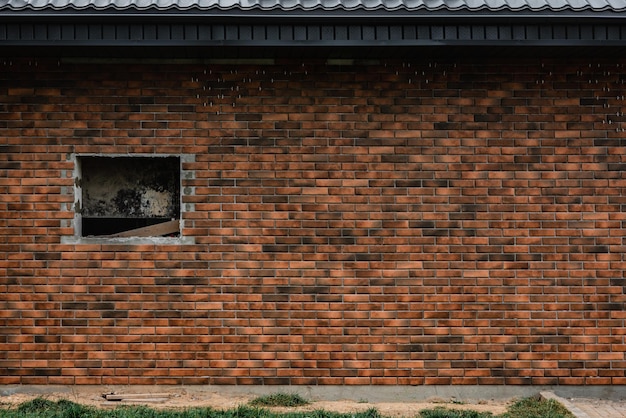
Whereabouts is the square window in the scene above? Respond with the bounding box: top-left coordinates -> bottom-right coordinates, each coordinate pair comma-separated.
77,156 -> 181,238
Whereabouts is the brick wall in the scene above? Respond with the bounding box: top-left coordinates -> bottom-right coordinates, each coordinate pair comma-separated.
1,57 -> 626,385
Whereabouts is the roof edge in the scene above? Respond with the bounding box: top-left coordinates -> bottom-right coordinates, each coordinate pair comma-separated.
2,2 -> 626,14
1,8 -> 625,21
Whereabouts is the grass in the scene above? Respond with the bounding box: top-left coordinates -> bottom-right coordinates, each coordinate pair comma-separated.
499,397 -> 575,418
419,408 -> 494,418
0,395 -> 574,418
419,396 -> 574,418
0,399 -> 376,418
249,393 -> 310,407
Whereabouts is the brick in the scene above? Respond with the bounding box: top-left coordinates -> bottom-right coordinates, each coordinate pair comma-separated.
2,58 -> 626,385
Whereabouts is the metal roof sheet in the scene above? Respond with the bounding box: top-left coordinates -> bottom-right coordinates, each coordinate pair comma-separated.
1,0 -> 625,11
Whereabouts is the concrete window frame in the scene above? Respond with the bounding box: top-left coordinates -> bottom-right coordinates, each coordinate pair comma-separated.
62,153 -> 195,245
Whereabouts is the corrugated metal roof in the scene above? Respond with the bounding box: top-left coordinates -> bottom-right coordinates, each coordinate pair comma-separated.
1,0 -> 625,11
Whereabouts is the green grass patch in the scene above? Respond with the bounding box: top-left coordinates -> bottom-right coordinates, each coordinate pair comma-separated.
0,400 -> 380,418
249,393 -> 310,408
418,396 -> 575,418
419,408 -> 494,418
6,399 -> 96,418
499,397 -> 575,418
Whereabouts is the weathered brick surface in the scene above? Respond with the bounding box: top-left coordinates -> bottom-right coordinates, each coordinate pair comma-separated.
1,58 -> 626,384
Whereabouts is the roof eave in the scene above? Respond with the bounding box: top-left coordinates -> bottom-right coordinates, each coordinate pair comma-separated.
0,7 -> 625,22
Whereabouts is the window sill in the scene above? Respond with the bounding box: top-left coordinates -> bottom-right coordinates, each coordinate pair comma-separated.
61,235 -> 196,245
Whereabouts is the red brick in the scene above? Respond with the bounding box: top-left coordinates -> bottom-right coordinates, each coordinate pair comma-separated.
2,58 -> 626,385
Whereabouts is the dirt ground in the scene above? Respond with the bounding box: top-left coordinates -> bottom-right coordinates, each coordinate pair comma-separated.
0,387 -> 513,416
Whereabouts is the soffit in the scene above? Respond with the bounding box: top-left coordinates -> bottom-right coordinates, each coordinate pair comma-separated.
1,0 -> 624,55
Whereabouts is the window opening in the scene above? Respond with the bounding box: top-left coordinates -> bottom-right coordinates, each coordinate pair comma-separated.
78,156 -> 181,238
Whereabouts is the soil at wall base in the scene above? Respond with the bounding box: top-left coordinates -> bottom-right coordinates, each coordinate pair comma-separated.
0,388 -> 512,416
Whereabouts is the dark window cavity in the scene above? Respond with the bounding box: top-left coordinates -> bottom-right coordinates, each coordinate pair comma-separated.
78,156 -> 181,238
